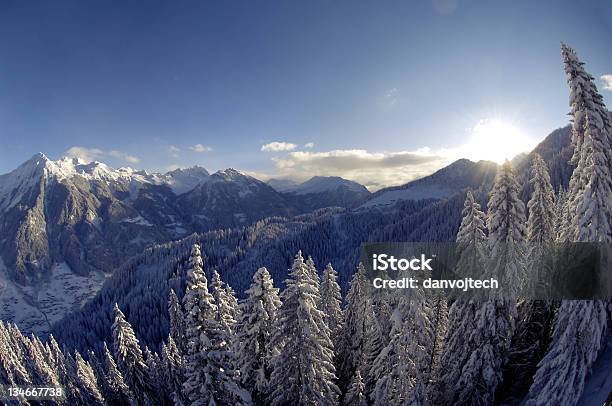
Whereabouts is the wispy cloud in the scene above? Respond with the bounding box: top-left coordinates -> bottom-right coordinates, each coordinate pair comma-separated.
168,145 -> 181,158
272,148 -> 447,190
261,141 -> 298,152
304,142 -> 315,149
601,74 -> 612,91
109,150 -> 141,164
189,144 -> 213,153
65,147 -> 105,163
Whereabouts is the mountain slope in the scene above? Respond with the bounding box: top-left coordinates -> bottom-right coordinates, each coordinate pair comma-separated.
362,158 -> 499,207
270,176 -> 371,210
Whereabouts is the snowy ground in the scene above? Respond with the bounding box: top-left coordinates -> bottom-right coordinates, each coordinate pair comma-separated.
0,260 -> 107,336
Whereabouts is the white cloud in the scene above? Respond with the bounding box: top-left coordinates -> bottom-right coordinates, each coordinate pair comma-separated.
271,148 -> 448,190
65,146 -> 141,164
168,145 -> 181,158
601,74 -> 612,91
109,150 -> 141,164
304,142 -> 315,148
166,164 -> 181,171
65,147 -> 105,162
261,141 -> 298,152
189,144 -> 213,153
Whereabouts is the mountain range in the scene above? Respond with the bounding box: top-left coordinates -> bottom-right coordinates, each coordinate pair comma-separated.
0,124 -> 573,335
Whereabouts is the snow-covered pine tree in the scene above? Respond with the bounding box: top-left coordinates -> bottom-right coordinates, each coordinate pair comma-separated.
269,251 -> 340,406
211,269 -> 238,335
454,162 -> 527,405
161,336 -> 187,406
435,190 -> 487,405
525,44 -> 611,406
338,263 -> 371,391
168,289 -> 186,354
499,153 -> 556,402
344,369 -> 367,406
74,351 -> 105,405
102,341 -> 134,406
112,303 -> 152,404
369,298 -> 426,406
235,267 -> 281,403
144,346 -> 163,404
320,263 -> 344,348
181,244 -> 251,405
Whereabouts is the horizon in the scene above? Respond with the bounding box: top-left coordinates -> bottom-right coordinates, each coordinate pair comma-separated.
1,0 -> 611,189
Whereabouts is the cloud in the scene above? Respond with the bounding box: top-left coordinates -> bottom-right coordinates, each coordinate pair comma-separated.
65,146 -> 141,164
261,141 -> 298,152
166,164 -> 181,172
109,150 -> 141,164
304,142 -> 315,149
271,148 -> 447,190
601,74 -> 612,91
168,145 -> 181,158
65,147 -> 105,162
189,144 -> 213,153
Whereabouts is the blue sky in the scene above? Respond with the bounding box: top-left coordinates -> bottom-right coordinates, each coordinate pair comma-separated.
1,0 -> 611,188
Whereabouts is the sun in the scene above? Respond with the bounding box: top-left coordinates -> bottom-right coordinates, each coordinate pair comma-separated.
461,119 -> 536,164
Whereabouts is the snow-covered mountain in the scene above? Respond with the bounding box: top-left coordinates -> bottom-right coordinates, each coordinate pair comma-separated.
269,176 -> 371,210
362,158 -> 499,208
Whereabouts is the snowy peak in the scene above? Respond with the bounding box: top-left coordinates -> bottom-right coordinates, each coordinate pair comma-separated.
164,166 -> 210,194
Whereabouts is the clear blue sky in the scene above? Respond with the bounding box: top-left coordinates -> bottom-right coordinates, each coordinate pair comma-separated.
1,0 -> 611,187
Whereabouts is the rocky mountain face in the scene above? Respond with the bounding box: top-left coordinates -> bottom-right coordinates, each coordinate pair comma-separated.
0,155 -> 297,283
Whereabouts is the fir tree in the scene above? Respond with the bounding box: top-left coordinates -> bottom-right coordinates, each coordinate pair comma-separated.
435,190 -> 487,405
168,289 -> 186,354
269,251 -> 340,405
499,154 -> 556,402
74,351 -> 105,405
102,341 -> 134,406
112,303 -> 152,405
181,244 -> 251,405
161,336 -> 187,406
525,43 -> 611,406
338,263 -> 371,391
235,267 -> 281,402
320,263 -> 344,349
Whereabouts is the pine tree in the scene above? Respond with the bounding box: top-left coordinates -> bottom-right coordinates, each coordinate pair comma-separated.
344,370 -> 367,406
435,190 -> 487,405
320,263 -> 344,348
168,289 -> 186,354
102,342 -> 134,406
211,269 -> 238,335
525,43 -> 611,406
269,251 -> 340,405
235,267 -> 281,402
161,336 -> 187,406
455,163 -> 526,405
499,154 -> 557,402
112,303 -> 152,404
369,299 -> 426,406
181,244 -> 251,405
338,263 -> 371,391
74,351 -> 105,405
